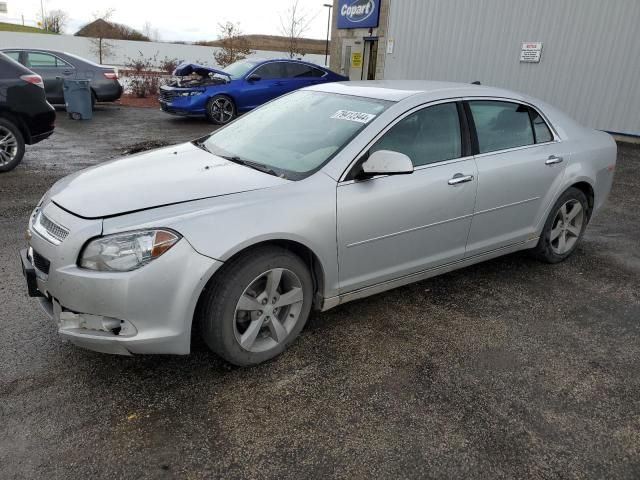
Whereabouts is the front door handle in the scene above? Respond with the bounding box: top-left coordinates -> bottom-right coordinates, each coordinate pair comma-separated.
545,155 -> 564,165
448,173 -> 474,185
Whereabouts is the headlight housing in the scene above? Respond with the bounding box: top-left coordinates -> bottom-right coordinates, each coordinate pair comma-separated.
178,90 -> 203,97
79,229 -> 181,272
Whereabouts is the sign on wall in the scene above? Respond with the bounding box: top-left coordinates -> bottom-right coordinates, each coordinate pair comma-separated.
0,2 -> 8,14
520,42 -> 543,63
351,52 -> 363,68
337,0 -> 381,29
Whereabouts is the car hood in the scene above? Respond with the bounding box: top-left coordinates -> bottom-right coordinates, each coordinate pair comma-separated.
48,142 -> 288,219
173,63 -> 230,78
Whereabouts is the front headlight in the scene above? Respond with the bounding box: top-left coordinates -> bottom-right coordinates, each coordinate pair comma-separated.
79,229 -> 181,272
178,91 -> 203,97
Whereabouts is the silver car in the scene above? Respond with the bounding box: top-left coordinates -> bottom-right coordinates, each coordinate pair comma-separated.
21,81 -> 617,365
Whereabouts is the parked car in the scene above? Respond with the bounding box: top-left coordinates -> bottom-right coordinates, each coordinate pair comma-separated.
0,52 -> 55,172
0,48 -> 122,108
21,81 -> 616,365
159,58 -> 348,124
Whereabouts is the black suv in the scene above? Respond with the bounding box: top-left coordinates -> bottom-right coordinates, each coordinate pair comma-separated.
0,52 -> 55,172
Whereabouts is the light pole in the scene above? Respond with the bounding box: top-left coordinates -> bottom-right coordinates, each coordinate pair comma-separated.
323,3 -> 333,66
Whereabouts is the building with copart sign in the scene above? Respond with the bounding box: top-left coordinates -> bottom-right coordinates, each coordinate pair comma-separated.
330,0 -> 640,139
329,0 -> 389,82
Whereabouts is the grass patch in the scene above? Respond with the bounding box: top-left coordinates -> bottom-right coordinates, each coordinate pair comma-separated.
0,22 -> 56,34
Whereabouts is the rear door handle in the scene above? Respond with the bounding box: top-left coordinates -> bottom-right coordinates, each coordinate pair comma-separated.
448,174 -> 474,185
545,155 -> 564,165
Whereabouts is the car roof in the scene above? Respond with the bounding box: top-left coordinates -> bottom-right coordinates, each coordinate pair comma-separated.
308,80 -> 527,102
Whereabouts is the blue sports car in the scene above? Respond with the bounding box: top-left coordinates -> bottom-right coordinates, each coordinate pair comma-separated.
159,58 -> 348,124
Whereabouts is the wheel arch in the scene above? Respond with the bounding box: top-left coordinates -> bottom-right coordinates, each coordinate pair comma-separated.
0,109 -> 30,143
192,238 -> 328,339
570,180 -> 595,219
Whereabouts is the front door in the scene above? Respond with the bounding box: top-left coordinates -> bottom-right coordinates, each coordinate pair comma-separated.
240,62 -> 289,111
337,102 -> 478,293
464,100 -> 569,256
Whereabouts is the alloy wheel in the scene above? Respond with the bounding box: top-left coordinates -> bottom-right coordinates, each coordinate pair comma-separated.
210,98 -> 234,124
233,268 -> 304,353
550,199 -> 584,254
0,126 -> 18,167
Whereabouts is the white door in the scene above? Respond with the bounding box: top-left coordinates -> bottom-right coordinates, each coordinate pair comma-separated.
340,39 -> 364,80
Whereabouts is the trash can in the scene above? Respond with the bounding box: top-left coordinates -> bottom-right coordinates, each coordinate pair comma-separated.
63,79 -> 92,120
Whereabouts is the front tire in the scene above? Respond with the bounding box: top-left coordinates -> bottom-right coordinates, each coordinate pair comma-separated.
531,187 -> 589,263
199,246 -> 313,366
0,118 -> 25,173
205,95 -> 236,125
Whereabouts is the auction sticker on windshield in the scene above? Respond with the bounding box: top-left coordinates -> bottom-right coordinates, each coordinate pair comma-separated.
331,110 -> 377,123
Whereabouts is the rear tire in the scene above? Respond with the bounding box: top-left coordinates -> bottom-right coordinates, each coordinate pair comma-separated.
531,187 -> 589,263
199,246 -> 313,366
0,118 -> 25,173
205,95 -> 236,125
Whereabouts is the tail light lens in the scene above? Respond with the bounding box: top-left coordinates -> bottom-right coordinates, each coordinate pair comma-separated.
103,72 -> 118,80
20,74 -> 44,88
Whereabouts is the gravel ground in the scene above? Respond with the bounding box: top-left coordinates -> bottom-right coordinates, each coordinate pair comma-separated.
1,106 -> 639,479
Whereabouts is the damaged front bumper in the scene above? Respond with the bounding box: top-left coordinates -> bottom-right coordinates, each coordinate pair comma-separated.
21,201 -> 222,355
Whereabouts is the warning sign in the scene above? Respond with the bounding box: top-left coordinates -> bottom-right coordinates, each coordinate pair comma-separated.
351,52 -> 363,68
520,42 -> 543,63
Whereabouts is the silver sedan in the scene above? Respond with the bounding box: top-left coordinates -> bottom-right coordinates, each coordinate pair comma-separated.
21,81 -> 617,365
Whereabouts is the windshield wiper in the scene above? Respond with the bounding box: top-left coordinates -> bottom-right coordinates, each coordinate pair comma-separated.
218,155 -> 280,177
193,137 -> 212,153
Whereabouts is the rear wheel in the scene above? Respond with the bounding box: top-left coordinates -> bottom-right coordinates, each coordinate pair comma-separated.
199,246 -> 313,366
531,187 -> 589,263
205,95 -> 236,125
0,118 -> 25,172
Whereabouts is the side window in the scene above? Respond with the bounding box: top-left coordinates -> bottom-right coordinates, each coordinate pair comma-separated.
285,62 -> 314,78
253,62 -> 285,80
529,108 -> 553,143
26,52 -> 58,67
311,67 -> 326,78
4,51 -> 21,63
370,103 -> 462,167
469,101 -> 534,154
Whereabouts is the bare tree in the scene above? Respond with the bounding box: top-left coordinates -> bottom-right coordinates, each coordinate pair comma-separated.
88,9 -> 116,64
213,22 -> 253,68
41,9 -> 68,34
142,21 -> 160,42
279,0 -> 315,59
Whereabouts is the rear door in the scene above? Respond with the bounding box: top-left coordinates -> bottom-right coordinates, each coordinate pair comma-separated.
282,62 -> 324,92
337,101 -> 478,293
464,99 -> 569,256
25,51 -> 76,104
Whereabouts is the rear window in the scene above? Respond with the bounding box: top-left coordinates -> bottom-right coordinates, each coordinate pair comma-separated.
469,101 -> 534,154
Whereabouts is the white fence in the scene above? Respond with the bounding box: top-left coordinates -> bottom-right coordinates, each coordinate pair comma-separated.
0,31 -> 329,69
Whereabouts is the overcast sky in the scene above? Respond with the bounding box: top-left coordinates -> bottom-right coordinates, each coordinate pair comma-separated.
3,0 -> 334,42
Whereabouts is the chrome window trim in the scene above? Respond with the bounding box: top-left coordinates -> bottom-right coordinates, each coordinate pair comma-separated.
339,97 -> 466,183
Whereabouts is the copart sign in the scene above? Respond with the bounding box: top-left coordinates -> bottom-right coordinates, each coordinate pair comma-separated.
337,0 -> 381,29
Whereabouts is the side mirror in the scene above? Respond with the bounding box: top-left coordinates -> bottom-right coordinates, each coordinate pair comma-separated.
358,150 -> 413,179
247,74 -> 261,82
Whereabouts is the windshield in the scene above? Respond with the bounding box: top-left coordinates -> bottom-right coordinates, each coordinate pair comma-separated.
203,90 -> 392,180
223,60 -> 259,80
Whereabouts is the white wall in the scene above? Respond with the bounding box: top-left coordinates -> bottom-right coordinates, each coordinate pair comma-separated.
0,31 -> 329,69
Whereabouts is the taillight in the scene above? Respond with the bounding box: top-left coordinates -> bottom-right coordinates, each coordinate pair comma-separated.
20,74 -> 44,88
103,72 -> 118,80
